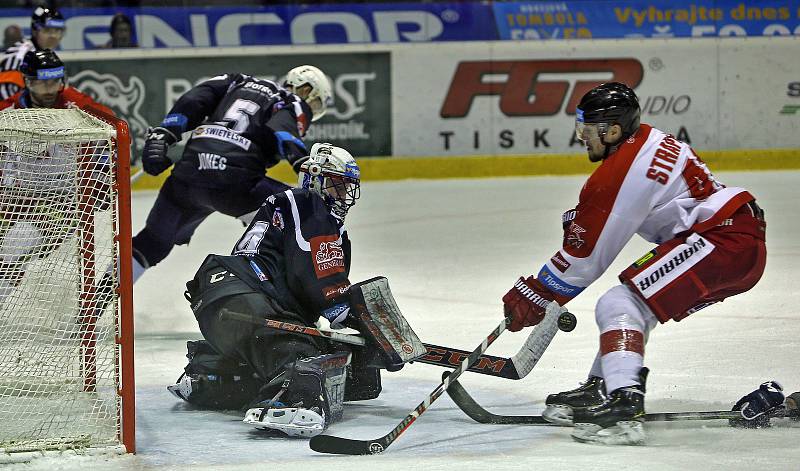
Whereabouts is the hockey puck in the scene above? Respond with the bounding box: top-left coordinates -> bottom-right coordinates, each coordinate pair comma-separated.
557,311 -> 577,332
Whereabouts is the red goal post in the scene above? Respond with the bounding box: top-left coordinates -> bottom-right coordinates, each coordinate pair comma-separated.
84,105 -> 136,454
0,106 -> 135,457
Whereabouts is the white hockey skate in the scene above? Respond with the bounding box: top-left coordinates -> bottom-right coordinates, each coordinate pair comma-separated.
243,406 -> 325,438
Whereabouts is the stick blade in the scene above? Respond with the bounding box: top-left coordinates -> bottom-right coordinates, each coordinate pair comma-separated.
445,375 -> 549,425
309,435 -> 386,455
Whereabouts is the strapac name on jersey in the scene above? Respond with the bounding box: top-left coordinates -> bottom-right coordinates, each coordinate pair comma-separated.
192,125 -> 252,151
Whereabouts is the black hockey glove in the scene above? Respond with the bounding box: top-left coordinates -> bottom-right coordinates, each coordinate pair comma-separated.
142,126 -> 178,176
729,380 -> 784,428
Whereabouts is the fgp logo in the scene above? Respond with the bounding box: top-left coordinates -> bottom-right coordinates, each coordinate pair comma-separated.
440,59 -> 643,118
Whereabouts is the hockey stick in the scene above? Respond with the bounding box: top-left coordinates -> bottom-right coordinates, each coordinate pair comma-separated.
219,308 -> 531,378
130,168 -> 145,184
219,308 -> 366,346
309,319 -> 509,455
497,299 -> 569,380
425,302 -> 574,380
445,378 -> 800,425
309,303 -> 571,455
424,300 -> 570,380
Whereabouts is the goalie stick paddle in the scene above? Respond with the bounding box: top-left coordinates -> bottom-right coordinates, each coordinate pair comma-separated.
445,378 -> 800,425
219,309 -> 367,346
220,308 -> 543,379
309,318 -> 510,455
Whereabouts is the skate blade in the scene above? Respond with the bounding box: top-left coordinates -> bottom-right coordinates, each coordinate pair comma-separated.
572,421 -> 645,445
542,405 -> 574,426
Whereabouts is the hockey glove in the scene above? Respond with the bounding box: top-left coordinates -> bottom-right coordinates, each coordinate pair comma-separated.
321,303 -> 352,330
502,276 -> 555,332
729,380 -> 784,428
142,126 -> 178,176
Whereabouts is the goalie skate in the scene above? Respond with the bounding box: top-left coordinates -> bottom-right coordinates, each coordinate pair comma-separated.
243,406 -> 325,438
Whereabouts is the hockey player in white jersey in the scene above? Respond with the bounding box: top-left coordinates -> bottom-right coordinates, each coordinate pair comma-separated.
501,82 -> 767,444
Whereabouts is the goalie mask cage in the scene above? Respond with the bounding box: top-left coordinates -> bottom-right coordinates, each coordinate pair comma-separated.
0,107 -> 134,456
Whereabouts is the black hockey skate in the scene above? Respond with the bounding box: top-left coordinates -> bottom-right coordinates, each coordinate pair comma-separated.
571,368 -> 648,445
542,376 -> 607,425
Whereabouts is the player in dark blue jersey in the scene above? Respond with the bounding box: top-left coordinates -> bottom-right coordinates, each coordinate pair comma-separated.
170,143 -> 371,437
132,66 -> 332,282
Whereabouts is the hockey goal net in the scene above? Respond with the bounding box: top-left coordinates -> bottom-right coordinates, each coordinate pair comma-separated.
0,107 -> 134,456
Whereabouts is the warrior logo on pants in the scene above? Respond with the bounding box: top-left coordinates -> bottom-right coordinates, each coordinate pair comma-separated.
632,235 -> 714,296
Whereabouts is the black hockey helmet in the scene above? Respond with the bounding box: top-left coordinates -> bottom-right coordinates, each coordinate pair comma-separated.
20,49 -> 65,82
31,6 -> 65,32
576,82 -> 641,141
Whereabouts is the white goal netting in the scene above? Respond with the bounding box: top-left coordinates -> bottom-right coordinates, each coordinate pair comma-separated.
0,108 -> 131,455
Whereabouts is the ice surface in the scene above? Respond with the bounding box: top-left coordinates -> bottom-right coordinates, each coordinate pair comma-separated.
6,171 -> 798,470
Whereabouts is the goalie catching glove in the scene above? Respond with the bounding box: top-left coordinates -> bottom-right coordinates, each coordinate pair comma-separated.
321,303 -> 352,330
142,126 -> 178,175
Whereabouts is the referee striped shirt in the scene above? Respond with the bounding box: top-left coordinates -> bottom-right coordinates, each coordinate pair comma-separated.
0,40 -> 36,100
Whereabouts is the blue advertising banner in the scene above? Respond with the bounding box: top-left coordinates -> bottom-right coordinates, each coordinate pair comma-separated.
0,3 -> 497,50
493,0 -> 800,39
2,1 -> 797,49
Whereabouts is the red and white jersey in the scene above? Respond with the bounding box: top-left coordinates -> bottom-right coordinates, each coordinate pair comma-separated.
539,124 -> 754,301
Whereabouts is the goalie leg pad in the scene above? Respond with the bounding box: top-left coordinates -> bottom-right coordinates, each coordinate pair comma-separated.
167,340 -> 261,410
243,352 -> 350,437
344,347 -> 381,402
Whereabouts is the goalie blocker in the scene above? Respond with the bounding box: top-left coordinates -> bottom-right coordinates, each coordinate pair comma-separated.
346,276 -> 427,371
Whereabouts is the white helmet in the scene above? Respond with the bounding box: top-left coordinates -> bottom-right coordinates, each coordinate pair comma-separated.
284,65 -> 333,122
298,143 -> 361,220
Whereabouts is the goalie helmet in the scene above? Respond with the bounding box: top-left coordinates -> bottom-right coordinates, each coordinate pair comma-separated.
283,65 -> 333,122
298,143 -> 360,220
31,6 -> 65,32
575,82 -> 641,142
